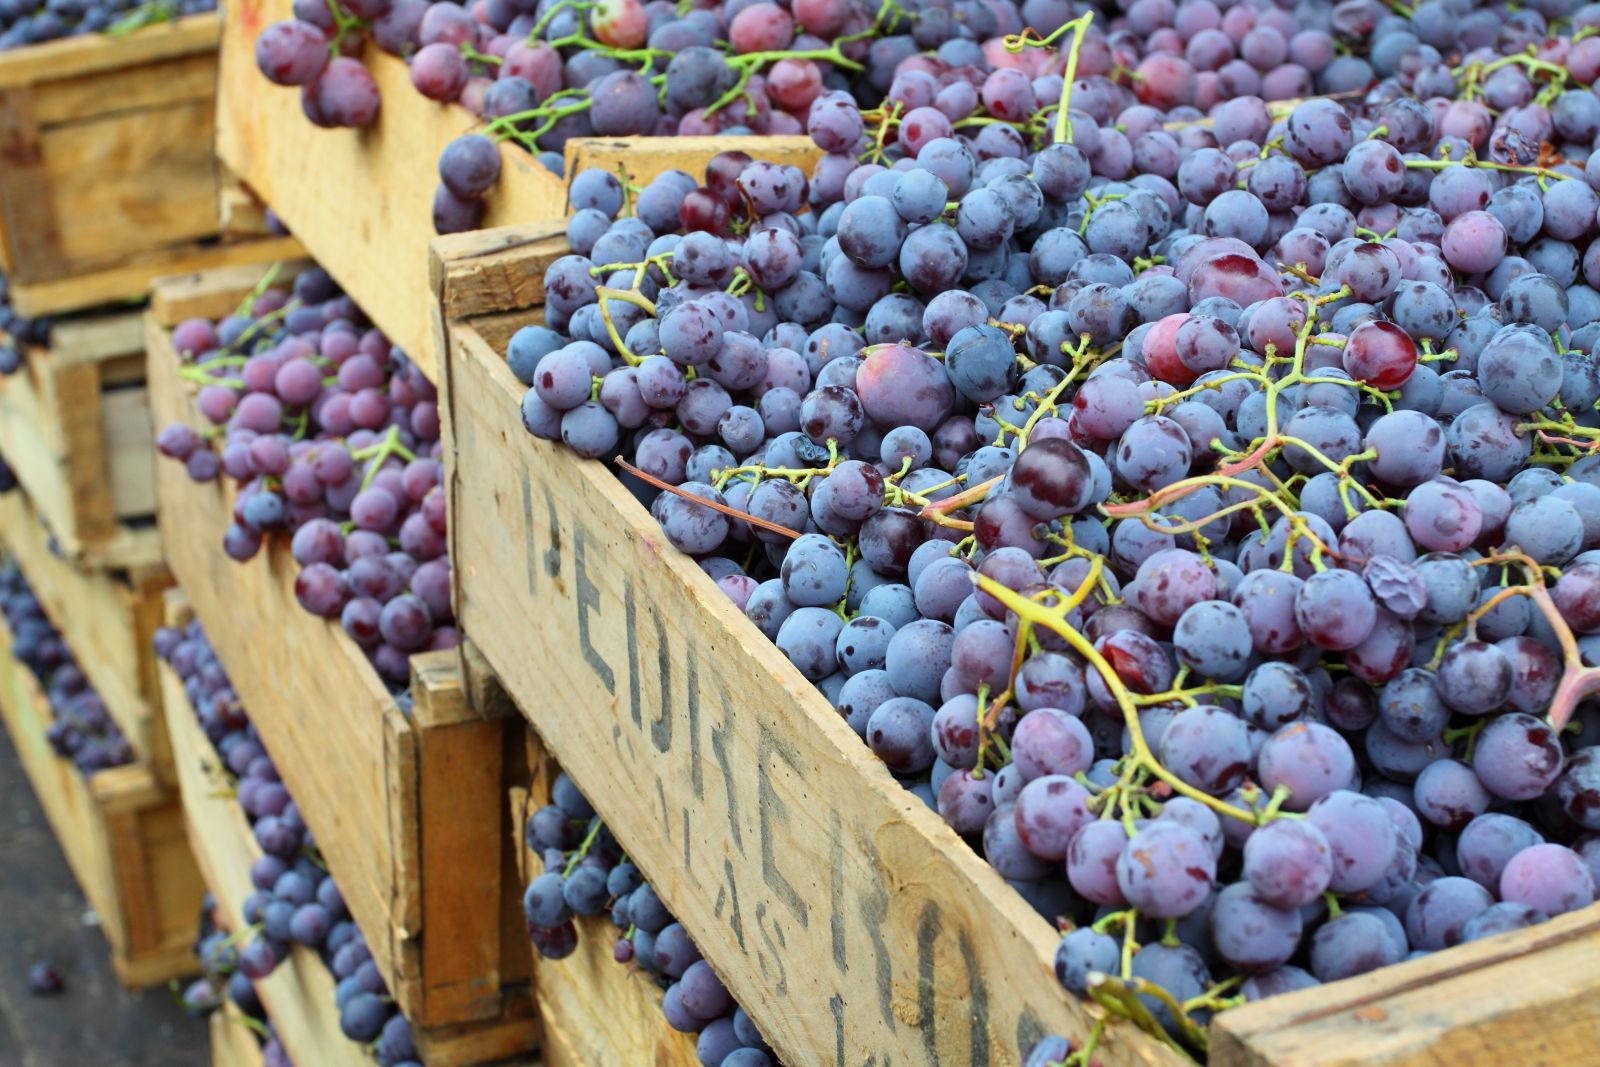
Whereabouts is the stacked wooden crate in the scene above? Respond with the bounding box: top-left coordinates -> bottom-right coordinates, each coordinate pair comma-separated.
0,12 -> 297,993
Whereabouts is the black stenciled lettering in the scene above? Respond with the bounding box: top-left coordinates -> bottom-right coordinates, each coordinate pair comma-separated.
1014,1010 -> 1047,1065
521,476 -> 538,595
687,651 -> 703,797
627,584 -> 641,727
541,485 -> 561,579
656,776 -> 671,842
573,531 -> 614,694
712,858 -> 746,951
682,807 -> 693,876
831,995 -> 846,1067
651,611 -> 672,752
960,929 -> 990,1067
755,901 -> 788,996
710,688 -> 743,854
858,838 -> 895,1031
829,810 -> 846,973
917,902 -> 942,1067
757,723 -> 809,929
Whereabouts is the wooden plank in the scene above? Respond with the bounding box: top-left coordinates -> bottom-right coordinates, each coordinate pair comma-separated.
0,85 -> 66,276
146,291 -> 535,1043
215,0 -> 568,379
0,489 -> 171,780
514,730 -> 701,1067
210,1001 -> 268,1067
439,317 -> 1179,1067
1210,905 -> 1600,1067
148,258 -> 313,327
565,136 -> 821,191
0,13 -> 219,88
7,234 -> 303,319
160,651 -> 376,1067
0,609 -> 199,987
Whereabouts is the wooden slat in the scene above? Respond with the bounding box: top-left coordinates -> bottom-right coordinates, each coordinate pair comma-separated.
0,13 -> 219,88
1210,904 -> 1600,1067
146,295 -> 534,1044
439,315 -> 1179,1067
565,136 -> 821,190
0,609 -> 200,987
7,234 -> 303,319
0,490 -> 171,780
0,84 -> 66,276
210,1001 -> 268,1067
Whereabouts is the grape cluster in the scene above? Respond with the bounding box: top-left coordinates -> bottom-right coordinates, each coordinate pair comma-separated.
154,266 -> 457,687
509,9 -> 1600,1055
0,562 -> 134,775
0,272 -> 49,377
158,621 -> 422,1065
0,0 -> 215,49
184,898 -> 297,1066
522,776 -> 777,1065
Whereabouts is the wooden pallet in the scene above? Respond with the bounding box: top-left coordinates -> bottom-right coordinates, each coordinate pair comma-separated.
0,488 -> 173,782
215,0 -> 820,377
0,605 -> 202,987
146,280 -> 537,1056
0,308 -> 163,567
0,13 -> 302,316
513,723 -> 702,1067
434,223 -> 1600,1067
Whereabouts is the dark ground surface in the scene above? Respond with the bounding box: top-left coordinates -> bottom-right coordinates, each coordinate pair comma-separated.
0,721 -> 211,1067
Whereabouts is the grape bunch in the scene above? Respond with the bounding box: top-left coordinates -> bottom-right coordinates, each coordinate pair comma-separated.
506,9 -> 1600,1054
0,562 -> 135,775
184,897 -> 297,1067
154,265 -> 457,687
0,0 -> 216,49
0,272 -> 50,377
522,775 -> 778,1065
158,621 -> 423,1064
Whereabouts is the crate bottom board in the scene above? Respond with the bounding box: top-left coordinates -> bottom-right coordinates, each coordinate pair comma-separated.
0,615 -> 201,988
6,235 -> 304,319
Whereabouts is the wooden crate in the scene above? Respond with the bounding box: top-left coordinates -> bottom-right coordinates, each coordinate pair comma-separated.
160,620 -> 540,1067
435,225 -> 1600,1067
215,0 -> 820,377
147,280 -> 537,1059
0,13 -> 300,316
0,606 -> 202,987
0,308 -> 162,567
513,724 -> 701,1067
0,488 -> 173,781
